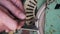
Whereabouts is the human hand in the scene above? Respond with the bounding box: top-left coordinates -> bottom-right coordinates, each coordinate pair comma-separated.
0,0 -> 26,32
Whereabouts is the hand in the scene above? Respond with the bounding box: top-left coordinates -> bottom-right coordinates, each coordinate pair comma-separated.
0,0 -> 26,32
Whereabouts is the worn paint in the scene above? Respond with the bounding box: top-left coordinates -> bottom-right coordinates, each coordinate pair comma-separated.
45,0 -> 60,34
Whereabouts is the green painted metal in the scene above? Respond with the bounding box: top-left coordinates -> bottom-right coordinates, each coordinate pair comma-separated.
37,0 -> 60,34
45,0 -> 60,34
37,0 -> 45,9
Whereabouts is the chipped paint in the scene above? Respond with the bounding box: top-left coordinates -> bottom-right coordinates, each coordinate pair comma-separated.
45,0 -> 60,34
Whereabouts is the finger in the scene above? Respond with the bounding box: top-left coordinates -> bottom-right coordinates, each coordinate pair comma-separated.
0,22 -> 9,32
0,7 -> 25,31
0,25 -> 9,32
0,22 -> 5,32
10,0 -> 24,11
0,0 -> 26,20
19,21 -> 25,27
0,5 -> 15,19
0,9 -> 17,31
17,21 -> 25,29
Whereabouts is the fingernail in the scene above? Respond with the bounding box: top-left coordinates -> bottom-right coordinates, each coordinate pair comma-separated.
19,13 -> 26,19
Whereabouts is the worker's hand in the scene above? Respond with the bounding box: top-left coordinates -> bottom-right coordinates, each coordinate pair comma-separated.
0,0 -> 26,32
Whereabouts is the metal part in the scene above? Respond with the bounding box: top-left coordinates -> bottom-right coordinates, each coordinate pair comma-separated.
36,3 -> 46,34
24,0 -> 37,25
19,28 -> 38,31
45,0 -> 60,34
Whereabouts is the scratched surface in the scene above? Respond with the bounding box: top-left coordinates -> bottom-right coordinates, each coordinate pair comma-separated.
45,0 -> 60,34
